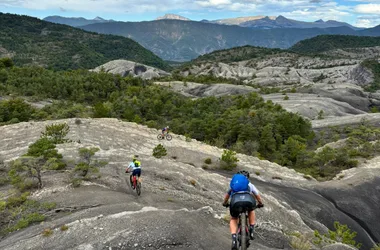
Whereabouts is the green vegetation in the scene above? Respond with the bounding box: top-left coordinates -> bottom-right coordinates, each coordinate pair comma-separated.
0,98 -> 36,124
361,60 -> 380,92
41,123 -> 70,144
372,243 -> 380,250
290,35 -> 380,54
153,144 -> 167,158
0,13 -> 170,71
314,221 -> 362,249
190,45 -> 287,64
42,228 -> 53,237
73,147 -> 105,181
204,158 -> 212,164
0,192 -> 56,235
60,225 -> 69,231
220,150 -> 239,170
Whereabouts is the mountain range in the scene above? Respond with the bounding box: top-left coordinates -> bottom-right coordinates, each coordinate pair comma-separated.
43,15 -> 114,27
40,14 -> 380,61
79,20 -> 380,61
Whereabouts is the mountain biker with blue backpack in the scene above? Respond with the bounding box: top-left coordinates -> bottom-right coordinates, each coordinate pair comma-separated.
223,170 -> 264,250
126,157 -> 141,188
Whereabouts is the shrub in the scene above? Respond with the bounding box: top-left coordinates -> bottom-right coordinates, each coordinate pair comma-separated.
5,192 -> 30,208
153,144 -> 167,158
204,158 -> 212,164
189,179 -> 196,186
7,213 -> 45,233
26,138 -> 62,160
201,165 -> 209,170
314,221 -> 362,249
372,243 -> 380,250
284,95 -> 289,100
42,228 -> 53,237
289,235 -> 311,250
71,178 -> 82,187
317,110 -> 324,120
255,171 -> 260,176
185,133 -> 192,142
45,158 -> 66,170
60,225 -> 69,231
74,147 -> 105,178
220,150 -> 239,170
41,123 -> 70,144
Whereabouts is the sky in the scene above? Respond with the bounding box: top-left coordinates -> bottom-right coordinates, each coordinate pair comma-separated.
0,0 -> 380,28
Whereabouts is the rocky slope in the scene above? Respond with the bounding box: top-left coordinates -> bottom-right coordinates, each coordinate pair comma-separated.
0,119 -> 379,249
91,60 -> 171,79
176,48 -> 380,120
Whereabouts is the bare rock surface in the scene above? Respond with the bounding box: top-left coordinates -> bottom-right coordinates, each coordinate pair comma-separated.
154,81 -> 259,98
91,60 -> 170,79
0,119 -> 378,249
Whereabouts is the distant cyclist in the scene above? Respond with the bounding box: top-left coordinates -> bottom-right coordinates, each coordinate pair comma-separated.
161,126 -> 169,137
222,170 -> 264,250
126,157 -> 141,188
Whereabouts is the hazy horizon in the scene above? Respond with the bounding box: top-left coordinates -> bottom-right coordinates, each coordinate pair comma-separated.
1,0 -> 380,28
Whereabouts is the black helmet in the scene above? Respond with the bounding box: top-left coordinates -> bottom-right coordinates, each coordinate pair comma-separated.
237,170 -> 250,179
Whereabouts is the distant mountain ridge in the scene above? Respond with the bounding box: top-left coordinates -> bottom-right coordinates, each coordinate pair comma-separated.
79,19 -> 380,61
43,15 -> 114,27
45,14 -> 365,30
240,15 -> 360,30
156,14 -> 190,21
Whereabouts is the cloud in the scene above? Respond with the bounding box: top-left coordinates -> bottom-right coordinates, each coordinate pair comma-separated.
355,4 -> 380,14
355,15 -> 380,27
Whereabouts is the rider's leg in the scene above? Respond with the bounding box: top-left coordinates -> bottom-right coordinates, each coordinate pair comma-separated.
248,210 -> 256,239
230,217 -> 238,250
248,210 -> 256,225
230,217 -> 238,233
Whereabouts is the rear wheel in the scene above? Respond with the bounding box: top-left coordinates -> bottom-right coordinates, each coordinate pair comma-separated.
157,134 -> 163,140
240,213 -> 247,250
166,134 -> 172,141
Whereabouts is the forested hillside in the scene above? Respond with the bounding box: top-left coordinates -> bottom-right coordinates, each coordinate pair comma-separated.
290,35 -> 380,54
0,13 -> 170,71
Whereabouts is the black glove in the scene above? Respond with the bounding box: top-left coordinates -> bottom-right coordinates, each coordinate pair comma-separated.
257,203 -> 264,208
222,202 -> 229,208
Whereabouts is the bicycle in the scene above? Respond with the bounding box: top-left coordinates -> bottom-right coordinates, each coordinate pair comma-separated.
157,133 -> 172,141
126,170 -> 141,196
224,193 -> 263,250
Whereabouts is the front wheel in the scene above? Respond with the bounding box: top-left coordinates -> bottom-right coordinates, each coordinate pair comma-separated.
240,213 -> 247,250
136,182 -> 141,196
166,134 -> 172,141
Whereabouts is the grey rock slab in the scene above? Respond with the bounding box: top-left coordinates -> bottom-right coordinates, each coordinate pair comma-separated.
91,60 -> 170,79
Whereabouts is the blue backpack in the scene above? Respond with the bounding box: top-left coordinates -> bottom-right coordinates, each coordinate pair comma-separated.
230,174 -> 249,193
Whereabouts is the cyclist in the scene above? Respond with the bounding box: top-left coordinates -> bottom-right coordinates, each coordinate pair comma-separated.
126,157 -> 141,188
222,170 -> 264,250
161,126 -> 169,137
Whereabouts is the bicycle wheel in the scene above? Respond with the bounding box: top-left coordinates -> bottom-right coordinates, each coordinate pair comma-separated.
136,182 -> 141,196
240,213 -> 247,250
157,134 -> 163,140
166,134 -> 172,141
